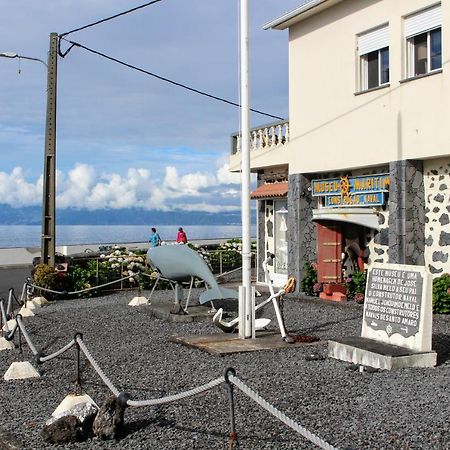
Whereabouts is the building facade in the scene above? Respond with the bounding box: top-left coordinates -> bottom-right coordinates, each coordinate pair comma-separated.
230,0 -> 450,292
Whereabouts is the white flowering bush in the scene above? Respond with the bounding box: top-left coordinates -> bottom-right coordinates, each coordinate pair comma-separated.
100,246 -> 146,280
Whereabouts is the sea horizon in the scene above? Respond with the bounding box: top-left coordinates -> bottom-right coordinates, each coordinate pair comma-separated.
0,224 -> 256,249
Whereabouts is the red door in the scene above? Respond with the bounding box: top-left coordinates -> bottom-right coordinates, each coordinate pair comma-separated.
316,223 -> 342,284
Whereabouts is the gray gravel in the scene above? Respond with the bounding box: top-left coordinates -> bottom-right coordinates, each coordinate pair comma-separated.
1,288 -> 449,450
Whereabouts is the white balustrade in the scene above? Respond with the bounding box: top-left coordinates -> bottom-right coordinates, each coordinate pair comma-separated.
232,120 -> 289,154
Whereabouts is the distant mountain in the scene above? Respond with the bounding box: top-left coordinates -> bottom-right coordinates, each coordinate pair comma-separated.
0,204 -> 251,226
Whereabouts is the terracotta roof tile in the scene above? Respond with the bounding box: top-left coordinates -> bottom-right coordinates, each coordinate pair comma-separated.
250,182 -> 288,199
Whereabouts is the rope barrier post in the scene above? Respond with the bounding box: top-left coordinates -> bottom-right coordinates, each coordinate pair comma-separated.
224,367 -> 238,450
25,279 -> 33,303
17,317 -> 23,359
74,332 -> 83,394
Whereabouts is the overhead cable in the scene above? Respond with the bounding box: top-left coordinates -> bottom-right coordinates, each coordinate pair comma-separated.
59,0 -> 163,38
59,37 -> 285,121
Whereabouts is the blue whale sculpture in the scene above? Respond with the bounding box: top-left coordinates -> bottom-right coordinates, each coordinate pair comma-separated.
147,245 -> 239,304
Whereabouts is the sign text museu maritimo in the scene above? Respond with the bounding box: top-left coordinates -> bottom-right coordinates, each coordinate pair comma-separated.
311,173 -> 390,207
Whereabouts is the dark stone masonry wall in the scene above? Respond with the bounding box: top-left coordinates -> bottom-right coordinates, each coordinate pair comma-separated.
388,160 -> 425,266
287,173 -> 316,286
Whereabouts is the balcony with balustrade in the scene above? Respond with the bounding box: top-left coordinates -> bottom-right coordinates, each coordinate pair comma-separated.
229,119 -> 290,172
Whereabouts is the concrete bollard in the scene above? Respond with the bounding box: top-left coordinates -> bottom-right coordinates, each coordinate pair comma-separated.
26,300 -> 38,310
18,306 -> 35,317
3,318 -> 16,332
4,361 -> 41,380
0,337 -> 15,351
31,296 -> 50,306
128,296 -> 149,306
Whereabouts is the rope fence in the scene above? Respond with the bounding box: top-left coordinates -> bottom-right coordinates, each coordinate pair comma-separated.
27,272 -> 138,297
1,309 -> 341,449
1,271 -> 342,450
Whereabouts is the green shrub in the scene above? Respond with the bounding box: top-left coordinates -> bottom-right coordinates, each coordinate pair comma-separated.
301,262 -> 317,296
346,270 -> 367,300
433,273 -> 450,314
32,264 -> 70,299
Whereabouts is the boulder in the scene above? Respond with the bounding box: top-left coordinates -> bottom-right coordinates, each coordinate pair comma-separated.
93,395 -> 126,440
41,415 -> 80,443
42,402 -> 97,443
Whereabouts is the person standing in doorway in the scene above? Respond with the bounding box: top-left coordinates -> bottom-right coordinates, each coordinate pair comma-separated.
176,227 -> 188,244
149,227 -> 161,247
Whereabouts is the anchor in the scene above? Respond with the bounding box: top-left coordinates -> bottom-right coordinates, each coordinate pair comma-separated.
213,254 -> 296,342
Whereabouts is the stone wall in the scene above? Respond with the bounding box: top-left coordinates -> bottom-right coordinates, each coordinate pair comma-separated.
368,208 -> 389,265
424,157 -> 450,275
264,200 -> 275,282
388,160 -> 425,266
287,173 -> 316,285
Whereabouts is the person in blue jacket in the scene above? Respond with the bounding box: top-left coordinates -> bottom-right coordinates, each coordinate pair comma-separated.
149,227 -> 161,247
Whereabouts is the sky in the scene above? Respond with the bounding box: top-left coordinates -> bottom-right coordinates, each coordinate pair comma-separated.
0,0 -> 300,213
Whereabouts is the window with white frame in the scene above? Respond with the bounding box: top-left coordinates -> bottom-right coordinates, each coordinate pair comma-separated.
405,4 -> 442,78
358,25 -> 389,91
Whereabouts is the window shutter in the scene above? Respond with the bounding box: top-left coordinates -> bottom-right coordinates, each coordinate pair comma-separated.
358,25 -> 389,56
405,4 -> 441,38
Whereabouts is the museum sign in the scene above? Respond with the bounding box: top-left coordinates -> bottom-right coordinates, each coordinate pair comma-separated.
312,173 -> 390,207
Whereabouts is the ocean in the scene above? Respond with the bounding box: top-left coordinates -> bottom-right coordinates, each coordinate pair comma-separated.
0,225 -> 256,249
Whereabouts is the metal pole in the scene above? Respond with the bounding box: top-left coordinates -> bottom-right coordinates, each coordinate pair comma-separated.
41,32 -> 58,267
240,0 -> 253,339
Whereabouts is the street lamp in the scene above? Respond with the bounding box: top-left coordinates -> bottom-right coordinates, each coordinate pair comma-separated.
0,51 -> 48,68
1,38 -> 57,267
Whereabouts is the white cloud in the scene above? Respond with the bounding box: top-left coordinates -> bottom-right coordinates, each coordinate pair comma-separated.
0,167 -> 42,206
0,160 -> 243,212
217,163 -> 241,185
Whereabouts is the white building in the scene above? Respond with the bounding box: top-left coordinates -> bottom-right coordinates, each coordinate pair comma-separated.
230,0 -> 449,295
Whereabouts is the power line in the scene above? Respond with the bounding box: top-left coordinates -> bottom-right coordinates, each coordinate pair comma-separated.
59,0 -> 163,38
59,37 -> 285,121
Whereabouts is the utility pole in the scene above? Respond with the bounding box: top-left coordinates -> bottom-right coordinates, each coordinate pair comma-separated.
41,32 -> 58,267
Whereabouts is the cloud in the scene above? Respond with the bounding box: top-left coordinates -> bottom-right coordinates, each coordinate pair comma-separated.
0,167 -> 42,206
0,161 -> 244,212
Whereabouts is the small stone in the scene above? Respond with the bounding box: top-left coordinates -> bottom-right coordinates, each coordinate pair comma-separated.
429,265 -> 443,274
439,214 -> 449,226
305,354 -> 325,361
434,193 -> 444,203
439,231 -> 450,246
432,251 -> 449,263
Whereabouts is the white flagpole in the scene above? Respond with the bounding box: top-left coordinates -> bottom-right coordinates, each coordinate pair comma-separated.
240,0 -> 253,338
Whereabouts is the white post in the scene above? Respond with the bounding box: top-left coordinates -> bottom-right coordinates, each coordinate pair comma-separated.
238,286 -> 246,339
240,0 -> 253,339
251,286 -> 256,339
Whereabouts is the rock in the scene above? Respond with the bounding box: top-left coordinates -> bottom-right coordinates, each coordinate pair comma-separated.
41,415 -> 80,443
42,402 -> 98,443
93,395 -> 126,440
47,402 -> 98,426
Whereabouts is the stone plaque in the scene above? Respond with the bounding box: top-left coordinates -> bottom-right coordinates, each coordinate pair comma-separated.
361,263 -> 432,353
364,267 -> 423,338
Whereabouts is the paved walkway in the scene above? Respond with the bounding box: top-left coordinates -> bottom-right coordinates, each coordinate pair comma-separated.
0,266 -> 31,300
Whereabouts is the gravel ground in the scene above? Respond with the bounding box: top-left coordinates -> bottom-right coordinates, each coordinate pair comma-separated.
1,288 -> 449,450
